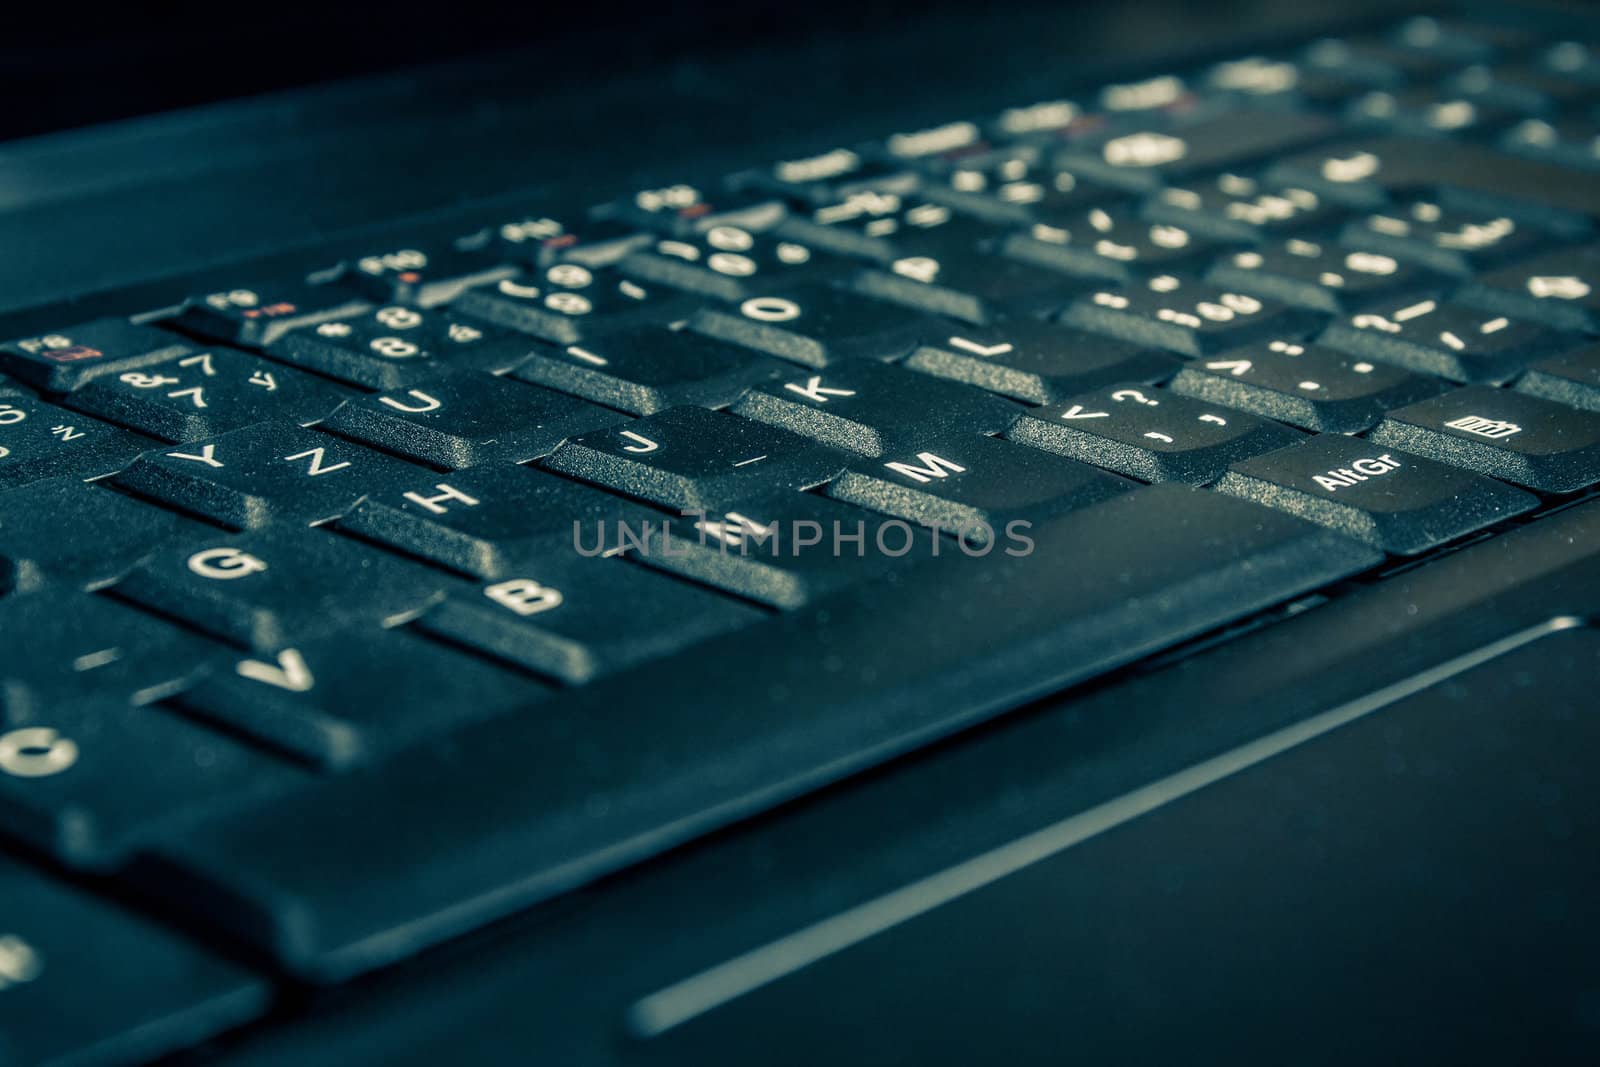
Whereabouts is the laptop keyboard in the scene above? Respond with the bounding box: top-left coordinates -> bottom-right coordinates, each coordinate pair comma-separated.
3,11 -> 1600,1063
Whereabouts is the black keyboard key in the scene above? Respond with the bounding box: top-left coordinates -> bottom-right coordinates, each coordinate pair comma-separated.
509,327 -> 788,416
1206,236 -> 1438,315
268,305 -> 530,389
687,284 -> 931,369
0,853 -> 268,1065
451,265 -> 693,346
1055,110 -> 1339,190
338,463 -> 655,580
1143,175 -> 1339,243
0,593 -> 218,705
493,213 -> 650,268
1367,386 -> 1600,493
0,686 -> 305,867
0,396 -> 153,490
849,245 -> 1086,325
115,527 -> 452,649
0,478 -> 204,594
1459,244 -> 1600,333
1515,345 -> 1600,412
903,318 -> 1180,405
139,486 -> 1378,979
1346,87 -> 1521,139
1007,383 -> 1301,484
1500,114 -> 1600,172
827,433 -> 1132,538
172,627 -> 545,769
730,361 -> 1022,456
1267,138 -> 1600,223
176,280 -> 372,348
730,146 -> 915,206
631,494 -> 910,609
322,371 -> 625,468
67,345 -> 346,442
1001,209 -> 1222,286
417,557 -> 763,683
1168,339 -> 1449,432
346,242 -> 517,308
618,222 -> 835,302
1320,296 -> 1573,384
113,421 -> 420,529
1340,201 -> 1550,275
922,146 -> 1125,227
544,406 -> 847,510
1061,275 -> 1318,357
0,318 -> 192,393
1215,434 -> 1536,554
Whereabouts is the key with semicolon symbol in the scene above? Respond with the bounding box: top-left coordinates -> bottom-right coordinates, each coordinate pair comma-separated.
112,421 -> 424,529
0,851 -> 271,1066
1061,274 -> 1319,357
66,345 -> 347,442
730,361 -> 1024,457
0,318 -> 193,393
825,433 -> 1134,539
0,683 -> 308,869
1006,383 -> 1302,484
902,318 -> 1181,405
416,556 -> 765,684
321,370 -> 627,468
337,463 -> 658,581
508,326 -> 791,416
542,405 -> 849,511
1214,433 -> 1536,555
1168,338 -> 1449,432
171,627 -> 549,769
1319,295 -> 1576,383
113,526 -> 457,650
0,395 -> 155,491
1366,385 -> 1600,493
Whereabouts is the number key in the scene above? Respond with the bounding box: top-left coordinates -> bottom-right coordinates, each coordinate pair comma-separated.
269,306 -> 529,390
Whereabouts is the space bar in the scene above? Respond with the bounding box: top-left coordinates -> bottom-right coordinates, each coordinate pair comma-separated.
137,486 -> 1380,981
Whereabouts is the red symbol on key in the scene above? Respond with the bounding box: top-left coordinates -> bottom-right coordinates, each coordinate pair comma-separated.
40,345 -> 104,364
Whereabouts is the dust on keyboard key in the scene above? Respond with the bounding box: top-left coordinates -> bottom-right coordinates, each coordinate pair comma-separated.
543,405 -> 847,510
338,463 -> 656,581
0,685 -> 306,868
826,432 -> 1133,538
903,317 -> 1180,405
322,370 -> 626,468
1367,385 -> 1600,493
1168,338 -> 1449,432
730,361 -> 1023,456
1061,274 -> 1318,357
509,326 -> 789,416
113,421 -> 423,529
687,284 -> 933,369
1320,296 -> 1576,383
0,396 -> 154,490
176,280 -> 372,348
114,526 -> 455,650
452,264 -> 695,345
1215,433 -> 1536,555
171,626 -> 548,769
1006,382 -> 1301,484
0,318 -> 192,393
67,346 -> 347,442
417,556 -> 764,682
1515,344 -> 1600,412
269,305 -> 531,389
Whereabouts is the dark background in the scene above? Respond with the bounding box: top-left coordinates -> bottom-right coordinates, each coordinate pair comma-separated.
0,0 -> 1039,141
